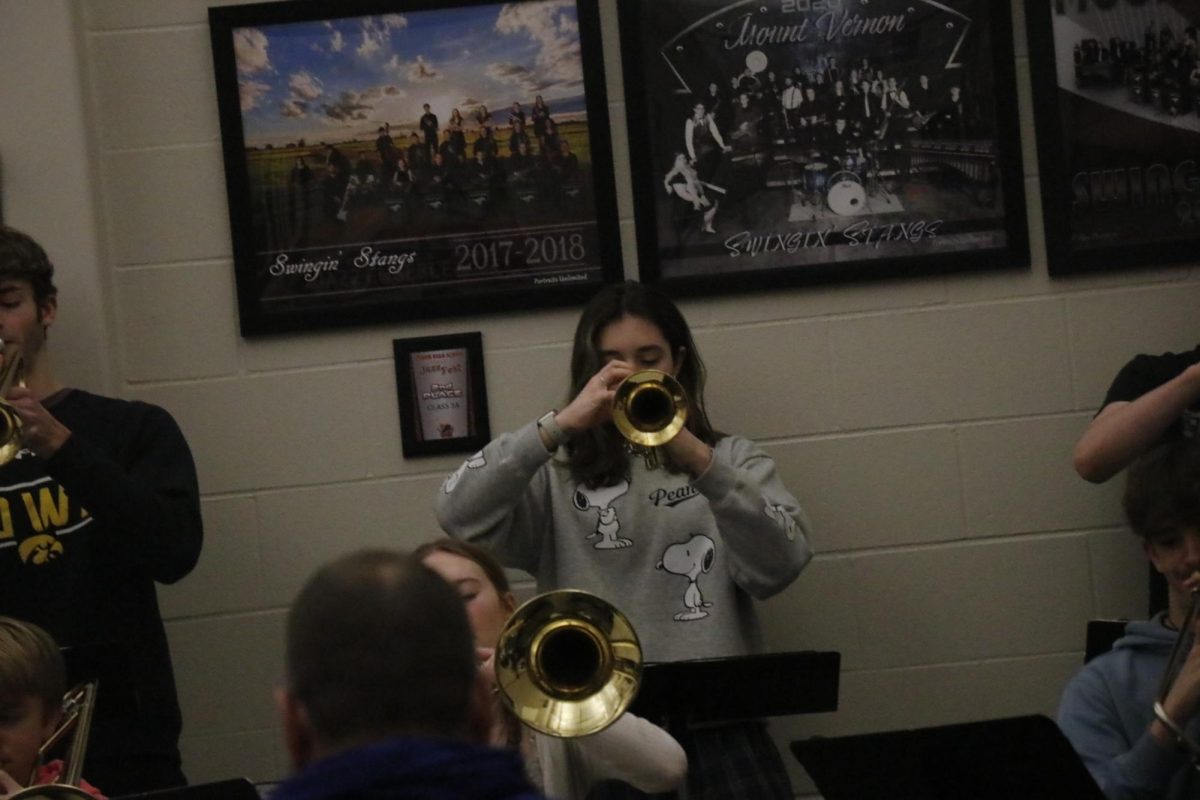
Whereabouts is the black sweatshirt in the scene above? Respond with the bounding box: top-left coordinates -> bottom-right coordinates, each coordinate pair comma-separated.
0,388 -> 202,768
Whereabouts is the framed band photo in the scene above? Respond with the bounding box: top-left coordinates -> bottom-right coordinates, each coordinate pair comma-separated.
617,0 -> 1029,294
209,0 -> 621,336
1026,1 -> 1200,276
393,332 -> 490,458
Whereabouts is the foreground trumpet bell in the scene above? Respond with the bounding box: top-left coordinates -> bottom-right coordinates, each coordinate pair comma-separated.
612,369 -> 688,469
12,682 -> 98,800
495,589 -> 641,738
0,341 -> 24,465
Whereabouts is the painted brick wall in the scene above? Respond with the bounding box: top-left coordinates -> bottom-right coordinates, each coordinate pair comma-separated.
9,0 -> 1195,793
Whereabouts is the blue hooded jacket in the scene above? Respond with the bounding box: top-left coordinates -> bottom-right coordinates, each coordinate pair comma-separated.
1058,613 -> 1200,799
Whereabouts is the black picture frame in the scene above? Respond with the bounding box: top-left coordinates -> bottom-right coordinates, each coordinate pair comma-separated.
209,0 -> 621,336
393,332 -> 490,457
1025,1 -> 1200,276
618,0 -> 1029,295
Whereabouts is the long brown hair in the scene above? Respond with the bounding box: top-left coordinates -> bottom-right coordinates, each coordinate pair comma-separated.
413,538 -> 523,748
412,538 -> 512,595
566,281 -> 720,487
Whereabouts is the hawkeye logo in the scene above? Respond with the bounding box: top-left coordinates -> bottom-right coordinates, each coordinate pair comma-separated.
0,477 -> 92,566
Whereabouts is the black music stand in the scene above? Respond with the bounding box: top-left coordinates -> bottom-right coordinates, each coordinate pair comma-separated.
115,777 -> 260,800
629,651 -> 840,726
791,714 -> 1105,800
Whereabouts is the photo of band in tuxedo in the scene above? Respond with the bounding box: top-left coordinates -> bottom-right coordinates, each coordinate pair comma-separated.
621,0 -> 1022,282
1030,0 -> 1200,272
213,0 -> 618,332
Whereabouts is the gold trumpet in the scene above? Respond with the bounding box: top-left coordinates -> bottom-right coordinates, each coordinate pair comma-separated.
612,369 -> 688,470
0,341 -> 25,465
12,682 -> 98,800
494,589 -> 641,738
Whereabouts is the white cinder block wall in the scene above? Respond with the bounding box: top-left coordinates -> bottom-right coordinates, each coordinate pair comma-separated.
4,0 -> 1197,794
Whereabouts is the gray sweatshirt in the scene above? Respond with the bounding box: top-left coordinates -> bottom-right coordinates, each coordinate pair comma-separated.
435,419 -> 814,663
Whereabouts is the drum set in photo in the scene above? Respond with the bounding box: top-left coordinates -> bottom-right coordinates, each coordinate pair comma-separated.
767,141 -> 899,220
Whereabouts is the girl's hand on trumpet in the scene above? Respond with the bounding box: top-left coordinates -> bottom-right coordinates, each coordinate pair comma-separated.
476,646 -> 497,690
551,360 -> 635,441
474,645 -> 511,748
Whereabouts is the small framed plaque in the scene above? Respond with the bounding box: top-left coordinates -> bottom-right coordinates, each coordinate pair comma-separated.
393,332 -> 490,457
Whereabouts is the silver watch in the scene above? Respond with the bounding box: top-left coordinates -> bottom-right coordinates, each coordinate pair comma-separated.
537,410 -> 569,449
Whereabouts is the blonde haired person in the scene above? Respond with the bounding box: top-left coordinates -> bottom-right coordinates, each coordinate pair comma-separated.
0,617 -> 104,798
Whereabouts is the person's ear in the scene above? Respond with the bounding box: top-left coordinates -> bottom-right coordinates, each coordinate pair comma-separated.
465,670 -> 495,745
37,295 -> 57,328
277,687 -> 316,770
1143,538 -> 1166,574
501,591 -> 517,617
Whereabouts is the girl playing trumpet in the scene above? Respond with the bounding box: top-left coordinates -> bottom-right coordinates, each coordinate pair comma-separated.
436,281 -> 813,799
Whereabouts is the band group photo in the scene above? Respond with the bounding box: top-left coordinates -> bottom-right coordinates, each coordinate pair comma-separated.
675,53 -> 983,220
1030,0 -> 1200,272
226,1 -> 605,284
1070,14 -> 1200,124
208,0 -> 627,333
630,0 -> 1015,277
280,93 -> 589,246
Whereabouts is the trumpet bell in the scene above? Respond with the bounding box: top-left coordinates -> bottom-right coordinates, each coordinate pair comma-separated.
495,589 -> 641,738
612,370 -> 688,448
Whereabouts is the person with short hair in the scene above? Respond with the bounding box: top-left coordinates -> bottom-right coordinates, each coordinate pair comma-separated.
1058,439 -> 1200,799
420,103 -> 440,160
0,226 -> 202,796
273,548 -> 542,800
780,75 -> 804,139
1074,344 -> 1200,614
509,119 -> 531,157
0,616 -> 105,798
508,101 -> 526,129
683,101 -> 729,182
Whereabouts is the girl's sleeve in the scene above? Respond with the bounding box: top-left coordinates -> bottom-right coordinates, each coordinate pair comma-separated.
434,420 -> 557,574
693,435 -> 814,599
570,712 -> 688,794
